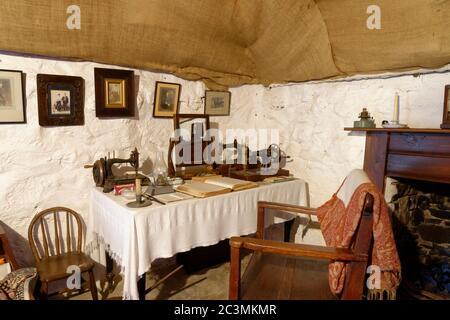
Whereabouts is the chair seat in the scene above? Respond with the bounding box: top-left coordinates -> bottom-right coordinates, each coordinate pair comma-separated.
37,253 -> 95,282
240,252 -> 338,300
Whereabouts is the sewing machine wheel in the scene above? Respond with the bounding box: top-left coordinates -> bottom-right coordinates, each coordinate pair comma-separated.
93,158 -> 106,187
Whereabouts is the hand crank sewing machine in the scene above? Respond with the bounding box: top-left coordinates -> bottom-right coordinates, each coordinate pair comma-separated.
84,147 -> 150,193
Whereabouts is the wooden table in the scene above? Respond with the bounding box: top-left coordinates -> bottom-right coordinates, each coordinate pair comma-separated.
86,179 -> 308,300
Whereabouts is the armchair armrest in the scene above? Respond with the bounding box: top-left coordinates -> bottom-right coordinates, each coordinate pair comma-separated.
256,201 -> 318,239
258,201 -> 317,215
228,236 -> 367,299
230,237 -> 367,262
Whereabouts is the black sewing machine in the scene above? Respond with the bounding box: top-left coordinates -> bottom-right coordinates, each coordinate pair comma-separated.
85,147 -> 150,193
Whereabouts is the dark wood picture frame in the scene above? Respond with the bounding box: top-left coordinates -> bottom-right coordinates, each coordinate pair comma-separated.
153,81 -> 181,118
173,113 -> 211,140
0,69 -> 26,124
204,90 -> 231,116
37,74 -> 84,126
441,85 -> 450,129
94,68 -> 135,118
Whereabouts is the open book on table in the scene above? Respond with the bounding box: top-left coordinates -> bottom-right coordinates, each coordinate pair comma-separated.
153,192 -> 194,203
175,177 -> 258,198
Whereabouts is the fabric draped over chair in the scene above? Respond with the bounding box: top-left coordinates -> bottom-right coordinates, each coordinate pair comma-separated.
317,169 -> 401,299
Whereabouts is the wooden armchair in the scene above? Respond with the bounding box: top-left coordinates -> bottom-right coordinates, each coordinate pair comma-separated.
229,195 -> 374,300
28,207 -> 98,300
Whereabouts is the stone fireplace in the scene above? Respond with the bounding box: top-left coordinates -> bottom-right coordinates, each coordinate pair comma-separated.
390,179 -> 450,299
345,127 -> 450,299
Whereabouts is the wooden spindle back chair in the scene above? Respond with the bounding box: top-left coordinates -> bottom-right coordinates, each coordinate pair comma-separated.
28,207 -> 98,300
28,207 -> 83,263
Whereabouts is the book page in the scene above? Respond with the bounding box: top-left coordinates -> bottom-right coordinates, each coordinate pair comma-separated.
176,182 -> 231,198
204,177 -> 257,190
154,192 -> 194,203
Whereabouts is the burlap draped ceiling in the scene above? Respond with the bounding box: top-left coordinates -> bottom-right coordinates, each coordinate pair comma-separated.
1,0 -> 449,89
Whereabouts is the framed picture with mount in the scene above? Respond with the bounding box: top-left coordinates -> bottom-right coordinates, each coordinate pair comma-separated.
153,81 -> 181,118
441,85 -> 450,129
37,74 -> 84,126
204,90 -> 231,116
0,69 -> 25,124
94,68 -> 135,118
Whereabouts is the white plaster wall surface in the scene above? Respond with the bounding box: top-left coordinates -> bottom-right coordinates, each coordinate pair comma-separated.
1,51 -> 449,265
240,72 -> 449,208
0,53 -> 207,266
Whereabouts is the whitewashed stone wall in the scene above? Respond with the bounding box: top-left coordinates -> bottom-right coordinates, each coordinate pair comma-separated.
1,52 -> 449,266
228,71 -> 450,208
0,53 -> 207,266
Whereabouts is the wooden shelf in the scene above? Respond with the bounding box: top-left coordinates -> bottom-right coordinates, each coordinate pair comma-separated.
344,127 -> 450,134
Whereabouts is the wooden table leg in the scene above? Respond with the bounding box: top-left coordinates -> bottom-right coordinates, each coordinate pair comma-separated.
284,219 -> 295,242
138,274 -> 146,300
105,250 -> 114,292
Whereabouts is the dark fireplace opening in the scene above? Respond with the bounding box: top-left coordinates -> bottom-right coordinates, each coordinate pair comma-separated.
390,178 -> 450,300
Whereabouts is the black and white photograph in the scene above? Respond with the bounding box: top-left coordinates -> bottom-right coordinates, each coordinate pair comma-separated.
0,79 -> 12,108
204,90 -> 231,116
50,89 -> 71,115
159,87 -> 176,111
0,69 -> 25,123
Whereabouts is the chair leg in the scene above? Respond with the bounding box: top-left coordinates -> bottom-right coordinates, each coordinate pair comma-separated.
40,281 -> 48,300
88,270 -> 98,300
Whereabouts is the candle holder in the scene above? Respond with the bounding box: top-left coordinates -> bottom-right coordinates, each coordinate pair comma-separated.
382,93 -> 408,128
126,178 -> 152,207
126,195 -> 152,208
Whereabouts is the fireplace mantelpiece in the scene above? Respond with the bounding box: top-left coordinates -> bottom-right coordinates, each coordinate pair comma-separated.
344,128 -> 450,192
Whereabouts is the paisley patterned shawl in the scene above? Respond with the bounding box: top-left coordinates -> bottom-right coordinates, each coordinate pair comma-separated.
317,182 -> 401,299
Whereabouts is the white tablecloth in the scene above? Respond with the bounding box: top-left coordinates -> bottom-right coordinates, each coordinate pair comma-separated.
86,179 -> 308,299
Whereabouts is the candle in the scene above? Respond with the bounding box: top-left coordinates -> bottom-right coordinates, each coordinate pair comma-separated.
135,178 -> 142,196
393,93 -> 399,123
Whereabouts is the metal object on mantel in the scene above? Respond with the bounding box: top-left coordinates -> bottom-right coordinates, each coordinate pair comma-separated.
353,108 -> 376,128
84,147 -> 150,193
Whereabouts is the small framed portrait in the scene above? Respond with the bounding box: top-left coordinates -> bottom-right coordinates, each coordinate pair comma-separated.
441,85 -> 450,129
37,74 -> 84,126
153,81 -> 181,118
0,69 -> 25,124
94,68 -> 135,117
204,90 -> 231,116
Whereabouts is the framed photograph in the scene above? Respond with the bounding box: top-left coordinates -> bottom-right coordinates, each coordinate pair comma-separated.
37,74 -> 84,126
153,81 -> 181,118
94,68 -> 135,117
173,114 -> 210,140
0,69 -> 25,124
204,90 -> 231,116
441,85 -> 450,129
